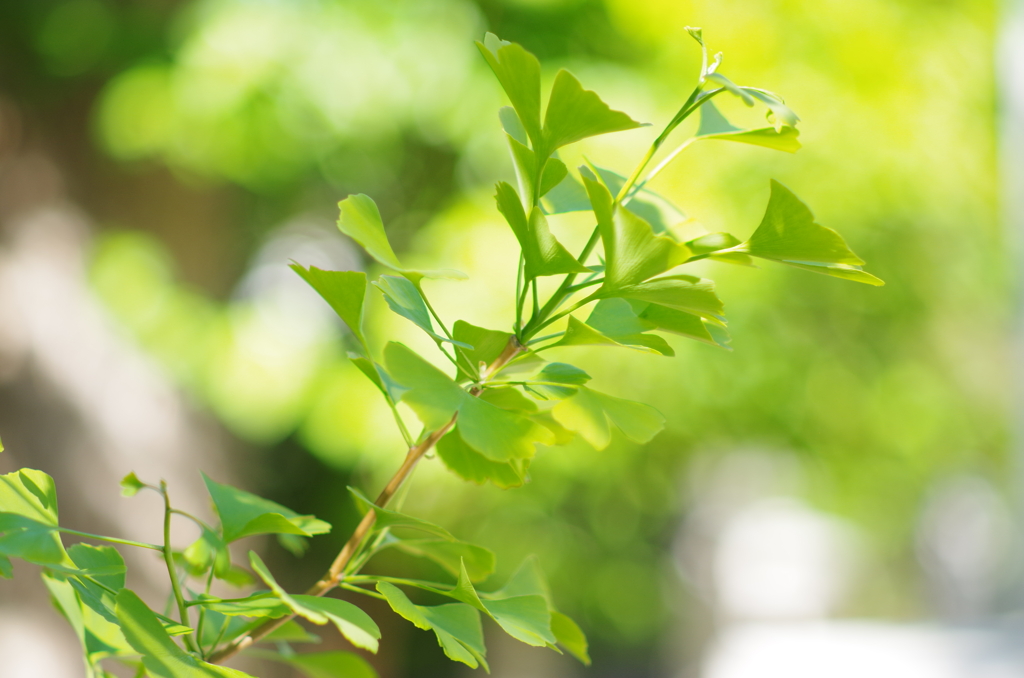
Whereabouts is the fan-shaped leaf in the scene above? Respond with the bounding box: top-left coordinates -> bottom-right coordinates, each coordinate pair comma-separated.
543,70 -> 643,152
553,387 -> 665,450
202,473 -> 331,544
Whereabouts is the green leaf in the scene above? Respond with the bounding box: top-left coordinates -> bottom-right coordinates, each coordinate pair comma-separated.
290,266 -> 368,342
452,321 -> 512,382
526,362 -> 591,400
738,181 -> 883,285
589,165 -> 688,236
377,580 -> 488,669
542,70 -> 643,152
635,301 -> 731,349
686,232 -> 754,267
388,538 -> 496,583
695,100 -> 801,152
43,572 -> 134,669
436,428 -> 528,489
194,592 -> 289,618
336,194 -> 465,281
254,650 -> 379,678
495,182 -> 590,279
119,472 -> 146,497
66,544 -> 126,624
582,173 -> 690,290
478,34 -> 543,146
743,87 -> 800,130
498,106 -> 528,145
114,589 -> 256,678
0,553 -> 11,578
373,275 -> 470,347
551,612 -> 590,665
553,386 -> 665,450
704,71 -> 755,106
249,552 -> 381,653
551,302 -> 676,357
348,487 -> 456,541
600,274 -> 726,326
0,468 -> 59,525
263,620 -> 321,644
349,355 -> 408,402
541,170 -> 592,214
384,343 -> 554,461
0,513 -> 65,564
201,473 -> 331,544
182,527 -> 230,579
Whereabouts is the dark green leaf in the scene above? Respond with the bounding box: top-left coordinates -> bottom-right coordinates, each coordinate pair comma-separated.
249,552 -> 381,653
119,472 -> 145,497
337,194 -> 465,281
542,70 -> 643,152
114,589 -> 255,678
495,182 -> 590,279
348,487 -> 456,541
582,173 -> 690,290
388,538 -> 496,583
739,181 -> 883,285
202,473 -> 331,544
0,553 -> 11,578
553,387 -> 665,450
373,275 -> 470,347
377,581 -> 487,669
290,266 -> 368,342
528,363 -> 591,400
695,100 -> 800,152
478,34 -> 543,147
436,428 -> 528,489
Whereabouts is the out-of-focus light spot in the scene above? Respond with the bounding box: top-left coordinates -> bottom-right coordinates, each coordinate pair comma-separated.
97,65 -> 175,159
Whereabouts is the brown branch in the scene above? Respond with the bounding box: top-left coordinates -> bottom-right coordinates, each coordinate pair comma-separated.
208,336 -> 523,665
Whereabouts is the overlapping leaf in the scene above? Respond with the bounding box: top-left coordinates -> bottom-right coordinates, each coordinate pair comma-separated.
452,320 -> 512,381
599,274 -> 726,326
336,194 -> 465,281
348,487 -> 456,541
202,473 -> 331,544
436,427 -> 529,489
551,305 -> 674,356
495,182 -> 589,279
290,266 -> 367,341
477,34 -> 543,146
384,343 -> 554,460
373,275 -> 470,347
542,70 -> 644,152
694,100 -> 800,152
736,181 -> 883,285
44,573 -> 134,673
250,552 -> 381,652
254,650 -> 379,678
553,386 -> 665,450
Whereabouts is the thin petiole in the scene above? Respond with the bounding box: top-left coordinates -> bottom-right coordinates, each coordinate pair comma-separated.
339,583 -> 387,601
160,482 -> 199,653
58,528 -> 163,552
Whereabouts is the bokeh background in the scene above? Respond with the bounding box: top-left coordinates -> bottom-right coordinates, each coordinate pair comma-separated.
0,0 -> 1018,677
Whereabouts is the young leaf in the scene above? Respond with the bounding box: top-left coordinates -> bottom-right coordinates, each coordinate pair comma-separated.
551,303 -> 676,357
551,612 -> 590,665
194,592 -> 289,618
201,473 -> 331,544
384,342 -> 554,460
588,164 -> 688,235
43,573 -> 134,669
182,527 -> 231,579
0,513 -> 65,565
694,100 -> 801,153
377,581 -> 488,670
0,468 -> 60,525
738,181 -> 883,285
337,194 -> 465,281
436,428 -> 528,489
452,321 -> 511,381
499,106 -> 528,145
582,173 -> 690,290
542,70 -> 644,152
114,589 -> 255,678
553,387 -> 665,450
65,544 -> 126,624
523,362 -> 591,400
495,182 -> 590,279
599,274 -> 726,326
635,301 -> 731,349
373,275 -> 471,347
290,266 -> 368,341
387,538 -> 497,583
250,552 -> 381,653
255,650 -> 378,678
477,34 -> 543,147
120,472 -> 146,497
348,487 -> 457,541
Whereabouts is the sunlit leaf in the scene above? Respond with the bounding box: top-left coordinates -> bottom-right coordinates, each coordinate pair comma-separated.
193,592 -> 289,618
452,321 -> 512,382
525,362 -> 591,400
377,581 -> 487,670
114,589 -> 255,678
202,473 -> 331,544
588,165 -> 688,235
738,181 -> 883,285
553,387 -> 665,450
0,513 -> 65,565
0,468 -> 60,525
599,274 -> 726,326
478,34 -> 543,147
290,266 -> 368,342
65,544 -> 126,624
263,620 -> 321,644
495,182 -> 590,279
373,275 -> 470,347
250,552 -> 381,653
436,428 -> 528,489
542,70 -> 643,152
551,612 -> 590,665
119,472 -> 145,498
582,173 -> 690,290
636,301 -> 731,349
43,572 -> 134,669
694,100 -> 800,152
336,194 -> 465,281
387,538 -> 497,583
348,487 -> 456,541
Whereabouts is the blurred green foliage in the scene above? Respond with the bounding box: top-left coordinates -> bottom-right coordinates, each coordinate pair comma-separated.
2,0 -> 1004,670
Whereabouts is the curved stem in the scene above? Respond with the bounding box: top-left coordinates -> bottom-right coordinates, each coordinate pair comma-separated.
160,483 -> 198,654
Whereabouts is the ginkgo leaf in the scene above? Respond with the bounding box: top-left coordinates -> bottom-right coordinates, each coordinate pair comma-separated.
377,581 -> 488,670
553,387 -> 665,450
436,427 -> 529,489
290,266 -> 368,342
551,315 -> 674,357
452,321 -> 512,382
337,194 -> 465,281
202,473 -> 331,544
253,650 -> 379,678
114,589 -> 255,678
373,275 -> 471,347
384,343 -> 553,460
738,181 -> 883,285
250,552 -> 381,653
599,274 -> 726,326
582,173 -> 690,290
694,100 -> 801,152
478,34 -> 543,147
495,182 -> 590,279
348,487 -> 457,541
0,513 -> 65,565
193,592 -> 289,618
385,537 -> 497,583
542,70 -> 644,153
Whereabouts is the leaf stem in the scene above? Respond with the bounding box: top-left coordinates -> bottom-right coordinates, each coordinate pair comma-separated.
339,583 -> 387,601
160,482 -> 198,654
58,528 -> 163,552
